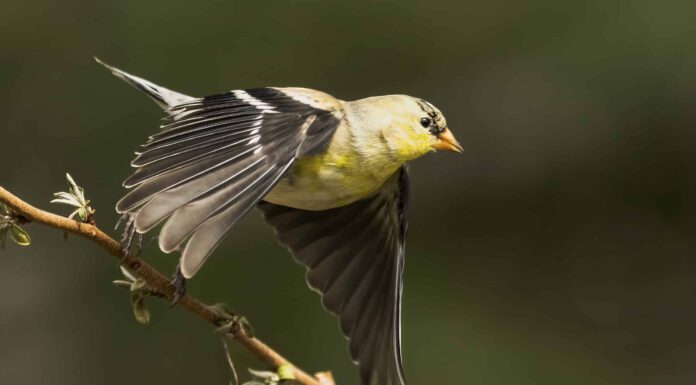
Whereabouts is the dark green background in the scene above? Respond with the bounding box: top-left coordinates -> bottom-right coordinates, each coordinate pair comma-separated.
2,1 -> 696,384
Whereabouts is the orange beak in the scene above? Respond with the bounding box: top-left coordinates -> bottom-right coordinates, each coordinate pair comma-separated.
432,129 -> 463,153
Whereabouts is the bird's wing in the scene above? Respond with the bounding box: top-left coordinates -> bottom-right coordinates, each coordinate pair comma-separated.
117,88 -> 342,278
258,166 -> 410,385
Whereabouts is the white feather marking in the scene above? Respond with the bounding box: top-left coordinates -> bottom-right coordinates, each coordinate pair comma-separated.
278,88 -> 336,111
233,90 -> 278,113
299,115 -> 317,135
247,118 -> 262,145
287,93 -> 321,108
170,108 -> 199,121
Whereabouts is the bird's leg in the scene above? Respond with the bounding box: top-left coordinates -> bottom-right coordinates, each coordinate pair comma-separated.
117,213 -> 137,261
134,231 -> 144,257
169,262 -> 187,306
117,213 -> 145,261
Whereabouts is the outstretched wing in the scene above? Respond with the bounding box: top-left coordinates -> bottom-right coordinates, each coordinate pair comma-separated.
117,88 -> 341,278
258,166 -> 410,385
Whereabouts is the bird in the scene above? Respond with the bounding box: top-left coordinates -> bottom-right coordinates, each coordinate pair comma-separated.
95,57 -> 462,385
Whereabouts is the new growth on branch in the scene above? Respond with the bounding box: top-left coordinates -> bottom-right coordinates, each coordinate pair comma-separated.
0,174 -> 336,385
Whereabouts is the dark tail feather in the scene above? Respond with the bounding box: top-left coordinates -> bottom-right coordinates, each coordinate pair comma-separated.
94,57 -> 194,110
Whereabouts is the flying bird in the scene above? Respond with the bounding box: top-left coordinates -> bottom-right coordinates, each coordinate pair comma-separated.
96,58 -> 462,385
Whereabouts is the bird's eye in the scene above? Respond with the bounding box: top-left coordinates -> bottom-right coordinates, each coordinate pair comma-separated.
420,117 -> 432,128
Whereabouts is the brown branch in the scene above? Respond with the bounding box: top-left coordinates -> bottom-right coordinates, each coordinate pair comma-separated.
0,186 -> 335,385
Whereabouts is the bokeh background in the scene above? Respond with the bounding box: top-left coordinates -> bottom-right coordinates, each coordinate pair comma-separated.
2,1 -> 696,384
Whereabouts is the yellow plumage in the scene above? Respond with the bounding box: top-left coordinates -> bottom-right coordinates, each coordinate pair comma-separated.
263,94 -> 441,210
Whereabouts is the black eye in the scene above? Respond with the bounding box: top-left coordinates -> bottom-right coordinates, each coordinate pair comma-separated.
420,117 -> 432,128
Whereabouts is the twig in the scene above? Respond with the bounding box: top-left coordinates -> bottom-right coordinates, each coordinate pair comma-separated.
0,186 -> 334,385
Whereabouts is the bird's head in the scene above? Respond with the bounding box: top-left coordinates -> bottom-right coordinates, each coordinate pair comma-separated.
412,98 -> 462,154
356,95 -> 462,162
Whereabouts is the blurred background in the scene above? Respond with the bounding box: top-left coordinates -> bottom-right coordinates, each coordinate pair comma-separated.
2,1 -> 696,384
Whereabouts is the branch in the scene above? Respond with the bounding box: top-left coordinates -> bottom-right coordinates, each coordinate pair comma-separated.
0,185 -> 335,385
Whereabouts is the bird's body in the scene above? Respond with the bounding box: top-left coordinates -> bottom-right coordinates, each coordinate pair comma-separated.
265,93 -> 434,210
96,58 -> 461,385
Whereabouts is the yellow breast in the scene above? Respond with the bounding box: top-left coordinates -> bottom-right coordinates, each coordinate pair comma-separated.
263,145 -> 399,210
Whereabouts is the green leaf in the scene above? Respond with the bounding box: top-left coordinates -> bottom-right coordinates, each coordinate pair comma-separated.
9,225 -> 30,246
51,197 -> 81,207
238,316 -> 255,338
120,266 -> 137,281
68,208 -> 81,220
0,202 -> 8,215
66,173 -> 80,195
112,280 -> 133,290
130,279 -> 148,292
276,364 -> 295,381
130,293 -> 150,325
52,173 -> 93,223
248,369 -> 279,382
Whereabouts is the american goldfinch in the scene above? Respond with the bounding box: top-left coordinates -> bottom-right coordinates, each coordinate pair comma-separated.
96,58 -> 461,385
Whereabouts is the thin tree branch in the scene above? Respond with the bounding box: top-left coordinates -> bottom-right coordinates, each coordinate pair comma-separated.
0,186 -> 335,385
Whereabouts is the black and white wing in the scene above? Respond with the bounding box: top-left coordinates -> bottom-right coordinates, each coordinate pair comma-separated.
259,166 -> 410,385
116,87 -> 341,278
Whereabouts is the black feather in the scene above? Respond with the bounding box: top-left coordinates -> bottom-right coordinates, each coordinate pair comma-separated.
258,166 -> 410,385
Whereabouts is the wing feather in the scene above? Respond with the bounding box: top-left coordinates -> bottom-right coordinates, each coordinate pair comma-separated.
125,135 -> 261,187
180,161 -> 293,276
144,113 -> 261,147
158,160 -> 289,251
258,166 -> 410,385
133,124 -> 260,166
116,87 -> 340,278
118,145 -> 260,213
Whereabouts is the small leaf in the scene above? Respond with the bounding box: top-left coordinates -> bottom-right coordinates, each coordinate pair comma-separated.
9,224 -> 30,246
211,302 -> 235,315
112,280 -> 133,289
52,173 -> 94,223
130,279 -> 148,292
53,191 -> 80,201
130,293 -> 150,325
0,203 -> 8,215
50,197 -> 81,207
276,365 -> 295,381
238,316 -> 255,338
68,208 -> 81,220
66,173 -> 80,194
248,369 -> 279,382
120,266 -> 137,281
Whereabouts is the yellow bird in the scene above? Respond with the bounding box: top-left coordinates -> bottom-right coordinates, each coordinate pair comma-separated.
96,58 -> 462,385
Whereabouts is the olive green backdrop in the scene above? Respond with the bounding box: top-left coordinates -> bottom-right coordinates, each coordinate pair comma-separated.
2,1 -> 696,384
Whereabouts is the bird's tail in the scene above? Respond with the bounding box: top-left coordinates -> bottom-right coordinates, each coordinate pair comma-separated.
94,57 -> 194,110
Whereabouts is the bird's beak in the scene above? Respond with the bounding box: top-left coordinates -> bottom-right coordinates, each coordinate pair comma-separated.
432,129 -> 463,153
